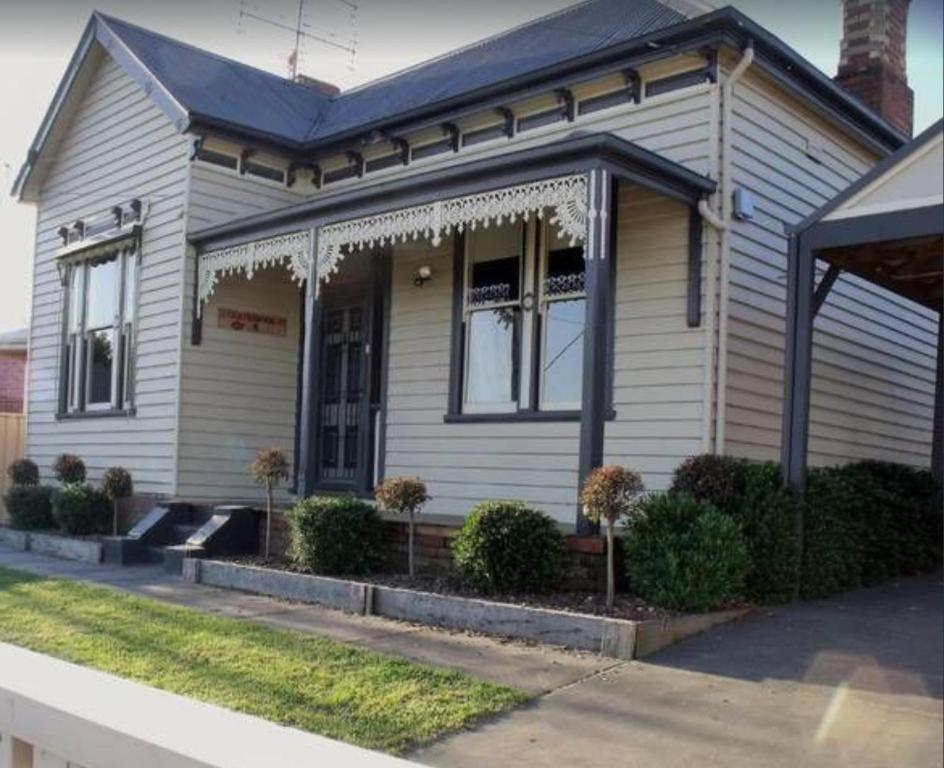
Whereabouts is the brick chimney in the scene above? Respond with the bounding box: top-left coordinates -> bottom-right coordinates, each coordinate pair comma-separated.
293,74 -> 340,98
834,0 -> 914,136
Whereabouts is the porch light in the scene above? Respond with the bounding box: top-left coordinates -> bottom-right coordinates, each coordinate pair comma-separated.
414,265 -> 433,287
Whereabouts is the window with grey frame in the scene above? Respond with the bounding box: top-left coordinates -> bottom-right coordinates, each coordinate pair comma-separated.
61,246 -> 138,414
457,215 -> 586,417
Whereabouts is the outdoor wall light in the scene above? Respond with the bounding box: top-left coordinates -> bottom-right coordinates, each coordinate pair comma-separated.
414,265 -> 433,287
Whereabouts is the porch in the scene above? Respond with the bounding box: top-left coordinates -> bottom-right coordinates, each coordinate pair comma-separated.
190,133 -> 716,529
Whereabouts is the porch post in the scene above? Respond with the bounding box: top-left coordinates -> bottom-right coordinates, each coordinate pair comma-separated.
296,229 -> 321,498
781,234 -> 816,490
577,168 -> 615,535
932,308 -> 943,486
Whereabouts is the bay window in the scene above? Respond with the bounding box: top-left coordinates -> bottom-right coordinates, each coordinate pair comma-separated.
456,215 -> 587,418
61,247 -> 138,415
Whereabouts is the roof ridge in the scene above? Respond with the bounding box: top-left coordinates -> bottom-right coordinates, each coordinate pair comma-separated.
336,0 -> 602,99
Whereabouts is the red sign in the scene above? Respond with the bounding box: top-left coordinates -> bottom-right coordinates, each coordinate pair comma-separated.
217,308 -> 287,337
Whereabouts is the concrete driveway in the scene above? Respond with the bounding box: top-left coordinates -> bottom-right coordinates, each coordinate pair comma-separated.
415,573 -> 944,768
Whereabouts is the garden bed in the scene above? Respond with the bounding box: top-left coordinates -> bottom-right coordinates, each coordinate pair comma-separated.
184,557 -> 748,659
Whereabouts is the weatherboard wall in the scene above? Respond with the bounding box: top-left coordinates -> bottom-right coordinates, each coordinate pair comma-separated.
722,70 -> 938,468
25,51 -> 190,493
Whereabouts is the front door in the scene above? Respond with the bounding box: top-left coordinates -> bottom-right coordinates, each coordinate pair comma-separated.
316,294 -> 375,491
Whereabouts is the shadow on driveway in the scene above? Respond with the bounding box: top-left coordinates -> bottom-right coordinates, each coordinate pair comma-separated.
647,571 -> 944,701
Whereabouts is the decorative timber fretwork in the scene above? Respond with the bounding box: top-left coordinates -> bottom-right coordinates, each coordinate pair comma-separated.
197,229 -> 312,314
316,174 -> 589,293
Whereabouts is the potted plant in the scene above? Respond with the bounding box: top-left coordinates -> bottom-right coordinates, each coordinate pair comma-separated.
101,467 -> 133,536
580,465 -> 645,611
251,448 -> 289,559
375,476 -> 428,578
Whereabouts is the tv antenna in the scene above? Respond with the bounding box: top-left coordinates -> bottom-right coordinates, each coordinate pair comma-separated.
238,0 -> 358,78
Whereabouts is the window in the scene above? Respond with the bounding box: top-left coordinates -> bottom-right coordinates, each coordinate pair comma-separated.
458,217 -> 585,417
62,247 -> 138,414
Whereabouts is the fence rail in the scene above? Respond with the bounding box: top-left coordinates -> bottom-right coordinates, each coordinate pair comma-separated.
0,414 -> 25,523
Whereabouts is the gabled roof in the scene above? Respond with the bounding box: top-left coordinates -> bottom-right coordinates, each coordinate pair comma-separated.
794,119 -> 944,233
14,1 -> 911,200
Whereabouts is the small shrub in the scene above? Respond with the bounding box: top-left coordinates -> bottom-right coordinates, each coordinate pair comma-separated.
7,459 -> 39,487
452,500 -> 563,594
725,461 -> 801,604
580,465 -> 645,610
101,467 -> 134,537
671,454 -> 743,512
250,448 -> 289,559
52,454 -> 86,484
51,484 -> 111,535
375,476 -> 429,578
801,468 -> 864,599
624,493 -> 749,612
287,495 -> 382,576
4,486 -> 54,530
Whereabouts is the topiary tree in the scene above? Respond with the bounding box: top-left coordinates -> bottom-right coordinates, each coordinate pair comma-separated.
251,448 -> 290,559
452,500 -> 563,594
375,476 -> 428,578
7,459 -> 39,487
671,454 -> 743,512
101,467 -> 133,537
580,465 -> 645,610
52,454 -> 86,485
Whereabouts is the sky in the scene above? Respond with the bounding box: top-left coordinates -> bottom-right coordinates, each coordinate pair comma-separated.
0,0 -> 941,333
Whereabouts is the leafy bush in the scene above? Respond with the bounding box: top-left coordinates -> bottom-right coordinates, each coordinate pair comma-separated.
624,493 -> 749,612
671,454 -> 743,512
287,495 -> 382,576
7,459 -> 39,487
52,454 -> 86,484
725,461 -> 801,604
51,484 -> 111,535
4,486 -> 54,530
452,500 -> 563,594
375,476 -> 429,578
801,468 -> 864,599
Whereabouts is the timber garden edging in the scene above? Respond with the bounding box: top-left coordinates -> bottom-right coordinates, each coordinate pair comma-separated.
183,558 -> 749,660
0,527 -> 103,564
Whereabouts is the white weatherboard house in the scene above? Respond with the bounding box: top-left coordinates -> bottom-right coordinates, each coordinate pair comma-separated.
13,0 -> 941,532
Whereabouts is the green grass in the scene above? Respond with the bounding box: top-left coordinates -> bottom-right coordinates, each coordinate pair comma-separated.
0,566 -> 527,753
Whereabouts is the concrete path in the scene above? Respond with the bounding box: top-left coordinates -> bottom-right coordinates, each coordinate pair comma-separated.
1,546 -> 940,768
416,573 -> 944,768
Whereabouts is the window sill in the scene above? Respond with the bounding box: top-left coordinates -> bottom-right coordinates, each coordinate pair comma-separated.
56,408 -> 136,421
444,409 -> 615,424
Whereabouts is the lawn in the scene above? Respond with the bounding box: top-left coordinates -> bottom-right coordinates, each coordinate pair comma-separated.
0,566 -> 527,753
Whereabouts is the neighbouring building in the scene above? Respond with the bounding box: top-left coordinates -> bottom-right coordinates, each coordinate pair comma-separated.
0,328 -> 27,414
11,0 -> 941,533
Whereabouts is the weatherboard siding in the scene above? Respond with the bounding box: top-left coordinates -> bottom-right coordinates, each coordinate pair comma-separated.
604,184 -> 707,490
176,161 -> 306,502
26,53 -> 190,493
723,71 -> 938,468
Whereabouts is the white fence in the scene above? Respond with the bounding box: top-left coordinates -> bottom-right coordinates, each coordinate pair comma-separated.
0,643 -> 418,768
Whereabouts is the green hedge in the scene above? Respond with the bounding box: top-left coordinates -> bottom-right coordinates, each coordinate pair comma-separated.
287,495 -> 382,576
51,484 -> 111,536
623,493 -> 749,612
4,486 -> 55,531
452,500 -> 563,594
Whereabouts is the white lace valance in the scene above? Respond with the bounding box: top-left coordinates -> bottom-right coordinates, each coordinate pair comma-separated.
316,174 -> 589,291
197,229 -> 312,314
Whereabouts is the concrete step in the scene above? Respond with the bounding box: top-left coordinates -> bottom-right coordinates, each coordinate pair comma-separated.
171,524 -> 201,544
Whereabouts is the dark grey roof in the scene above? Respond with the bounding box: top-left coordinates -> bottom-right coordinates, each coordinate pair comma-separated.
99,0 -> 686,146
98,13 -> 330,145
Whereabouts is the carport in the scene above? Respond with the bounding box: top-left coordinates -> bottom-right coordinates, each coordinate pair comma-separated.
781,119 -> 944,490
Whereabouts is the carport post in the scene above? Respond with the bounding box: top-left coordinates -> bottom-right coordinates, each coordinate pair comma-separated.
933,309 -> 943,487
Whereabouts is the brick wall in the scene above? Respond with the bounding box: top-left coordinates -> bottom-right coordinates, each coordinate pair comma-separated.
260,511 -> 612,592
0,352 -> 25,413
